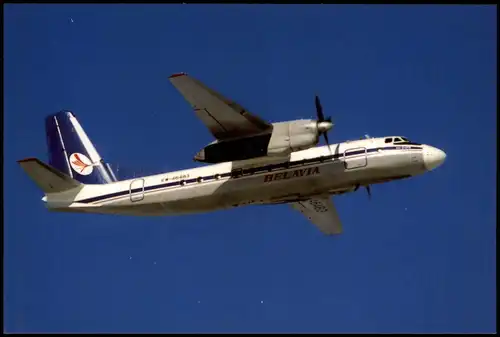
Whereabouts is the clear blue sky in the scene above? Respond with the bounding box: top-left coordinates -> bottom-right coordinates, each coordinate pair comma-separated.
4,4 -> 496,333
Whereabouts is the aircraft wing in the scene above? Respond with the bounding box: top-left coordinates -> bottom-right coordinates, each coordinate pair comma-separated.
169,73 -> 272,140
290,196 -> 343,235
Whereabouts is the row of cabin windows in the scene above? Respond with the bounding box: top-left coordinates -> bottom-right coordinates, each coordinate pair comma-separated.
178,174 -> 221,185
230,155 -> 332,178
175,156 -> 330,185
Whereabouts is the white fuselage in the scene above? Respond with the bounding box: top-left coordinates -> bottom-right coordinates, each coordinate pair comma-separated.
44,137 -> 445,216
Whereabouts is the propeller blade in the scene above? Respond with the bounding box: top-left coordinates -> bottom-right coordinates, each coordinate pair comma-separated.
314,95 -> 333,152
366,185 -> 372,200
315,95 -> 325,121
323,132 -> 330,146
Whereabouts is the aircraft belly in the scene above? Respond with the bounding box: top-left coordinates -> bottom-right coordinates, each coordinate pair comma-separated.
160,175 -> 325,212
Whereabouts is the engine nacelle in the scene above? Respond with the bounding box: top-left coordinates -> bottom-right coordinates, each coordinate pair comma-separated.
266,119 -> 319,156
194,119 -> 320,163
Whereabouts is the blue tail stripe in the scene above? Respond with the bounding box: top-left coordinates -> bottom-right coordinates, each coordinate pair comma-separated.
45,111 -> 117,185
45,114 -> 73,178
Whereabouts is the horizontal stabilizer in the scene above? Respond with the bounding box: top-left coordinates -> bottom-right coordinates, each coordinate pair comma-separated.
18,158 -> 82,193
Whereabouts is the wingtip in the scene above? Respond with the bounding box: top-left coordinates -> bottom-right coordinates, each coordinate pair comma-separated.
169,72 -> 187,79
17,157 -> 38,164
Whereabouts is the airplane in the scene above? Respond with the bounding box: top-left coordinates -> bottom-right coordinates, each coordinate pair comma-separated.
17,73 -> 446,235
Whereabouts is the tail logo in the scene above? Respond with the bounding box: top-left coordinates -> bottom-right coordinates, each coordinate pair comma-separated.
69,153 -> 94,175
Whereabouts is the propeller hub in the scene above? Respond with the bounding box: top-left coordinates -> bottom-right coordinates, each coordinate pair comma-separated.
317,121 -> 333,133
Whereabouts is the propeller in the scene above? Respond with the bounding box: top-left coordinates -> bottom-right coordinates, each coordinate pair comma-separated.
354,183 -> 372,200
366,185 -> 372,200
314,95 -> 333,146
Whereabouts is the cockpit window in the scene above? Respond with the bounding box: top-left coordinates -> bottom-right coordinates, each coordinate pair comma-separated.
384,136 -> 421,145
393,136 -> 422,146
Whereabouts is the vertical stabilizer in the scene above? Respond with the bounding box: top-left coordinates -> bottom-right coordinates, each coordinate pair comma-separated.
45,110 -> 118,184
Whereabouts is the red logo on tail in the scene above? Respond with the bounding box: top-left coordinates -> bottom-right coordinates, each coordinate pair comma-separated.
69,153 -> 94,175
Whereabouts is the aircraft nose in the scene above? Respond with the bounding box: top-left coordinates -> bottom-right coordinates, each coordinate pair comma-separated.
423,146 -> 446,171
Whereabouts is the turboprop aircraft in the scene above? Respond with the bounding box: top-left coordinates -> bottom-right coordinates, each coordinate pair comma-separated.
17,73 -> 446,235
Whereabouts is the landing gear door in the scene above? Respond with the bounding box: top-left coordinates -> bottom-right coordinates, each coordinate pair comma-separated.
344,147 -> 367,170
130,179 -> 145,202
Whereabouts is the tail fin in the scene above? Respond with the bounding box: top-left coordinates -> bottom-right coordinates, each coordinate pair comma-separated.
45,110 -> 118,184
18,158 -> 83,193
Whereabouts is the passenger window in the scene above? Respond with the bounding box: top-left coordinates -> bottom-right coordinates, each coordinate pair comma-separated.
231,168 -> 243,178
385,138 -> 392,143
244,168 -> 255,175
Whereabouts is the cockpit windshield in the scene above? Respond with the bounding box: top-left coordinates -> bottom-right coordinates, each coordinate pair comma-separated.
384,136 -> 421,146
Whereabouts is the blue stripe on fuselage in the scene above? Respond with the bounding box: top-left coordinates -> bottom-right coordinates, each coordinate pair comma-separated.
76,145 -> 422,204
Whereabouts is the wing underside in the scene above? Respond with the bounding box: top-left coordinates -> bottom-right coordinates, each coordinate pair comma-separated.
169,73 -> 272,140
290,196 -> 343,235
